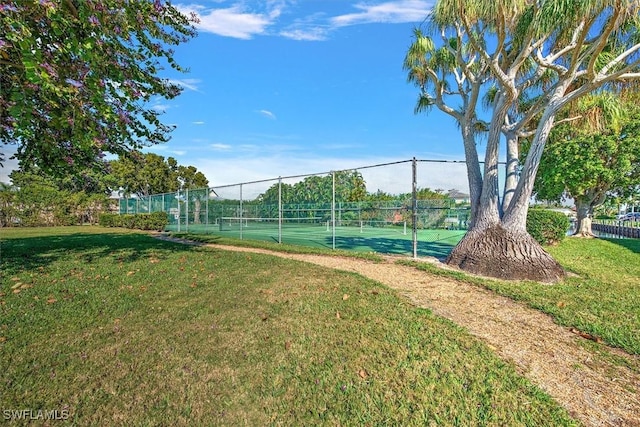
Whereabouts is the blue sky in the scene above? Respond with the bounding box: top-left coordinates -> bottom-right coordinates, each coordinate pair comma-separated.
2,0 -> 472,194
154,0 -> 471,194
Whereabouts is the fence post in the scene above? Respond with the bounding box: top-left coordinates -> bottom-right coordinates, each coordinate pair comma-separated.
185,188 -> 189,233
278,177 -> 282,244
177,190 -> 181,232
239,184 -> 243,240
332,171 -> 336,250
412,158 -> 418,259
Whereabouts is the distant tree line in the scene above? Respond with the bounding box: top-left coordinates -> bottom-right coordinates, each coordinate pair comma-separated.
256,171 -> 451,206
0,152 -> 207,227
213,171 -> 459,230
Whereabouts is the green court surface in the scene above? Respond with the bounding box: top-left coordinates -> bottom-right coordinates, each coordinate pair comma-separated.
165,222 -> 466,259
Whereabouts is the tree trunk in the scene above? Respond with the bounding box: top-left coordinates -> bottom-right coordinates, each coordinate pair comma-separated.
573,200 -> 595,237
194,199 -> 201,224
446,102 -> 567,283
502,131 -> 520,214
504,108 -> 558,228
461,126 -> 482,228
446,224 -> 566,283
480,93 -> 509,225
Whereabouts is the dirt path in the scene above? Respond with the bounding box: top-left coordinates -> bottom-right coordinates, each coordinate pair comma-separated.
157,236 -> 640,426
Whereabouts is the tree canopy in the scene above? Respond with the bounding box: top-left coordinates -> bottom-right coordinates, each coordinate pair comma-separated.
3,167 -> 113,227
258,171 -> 368,206
109,152 -> 208,197
0,0 -> 197,175
534,93 -> 640,235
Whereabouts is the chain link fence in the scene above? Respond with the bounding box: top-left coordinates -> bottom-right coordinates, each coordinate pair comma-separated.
119,159 -> 480,258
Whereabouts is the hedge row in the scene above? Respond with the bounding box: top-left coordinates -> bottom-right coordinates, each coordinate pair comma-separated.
526,209 -> 570,245
99,212 -> 168,231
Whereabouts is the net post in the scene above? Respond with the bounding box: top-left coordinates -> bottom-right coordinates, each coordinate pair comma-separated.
412,158 -> 418,259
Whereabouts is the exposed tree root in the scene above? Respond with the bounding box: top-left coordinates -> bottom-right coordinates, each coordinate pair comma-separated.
446,225 -> 566,283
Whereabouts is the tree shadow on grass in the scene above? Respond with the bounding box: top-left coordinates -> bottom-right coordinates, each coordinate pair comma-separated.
599,237 -> 640,254
328,236 -> 457,260
212,230 -> 461,258
0,232 -> 198,278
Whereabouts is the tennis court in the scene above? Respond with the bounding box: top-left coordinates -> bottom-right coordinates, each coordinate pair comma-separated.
125,159 -> 475,258
166,217 -> 466,259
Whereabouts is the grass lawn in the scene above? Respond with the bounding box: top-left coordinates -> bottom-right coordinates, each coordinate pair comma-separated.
406,237 -> 640,356
0,227 -> 575,425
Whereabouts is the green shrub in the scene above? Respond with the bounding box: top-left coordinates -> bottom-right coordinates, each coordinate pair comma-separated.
98,213 -> 117,227
143,212 -> 169,231
120,214 -> 138,229
98,212 -> 168,231
526,209 -> 570,245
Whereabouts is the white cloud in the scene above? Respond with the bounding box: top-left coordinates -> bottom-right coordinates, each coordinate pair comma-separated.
178,1 -> 431,41
177,4 -> 275,39
331,1 -> 432,27
258,109 -> 277,120
144,145 -> 186,156
279,11 -> 330,41
168,78 -> 202,92
211,143 -> 233,151
280,1 -> 431,41
265,0 -> 286,19
320,143 -> 365,150
207,141 -> 304,155
280,27 -> 328,41
151,103 -> 170,112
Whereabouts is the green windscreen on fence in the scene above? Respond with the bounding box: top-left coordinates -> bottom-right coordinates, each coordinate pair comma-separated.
119,159 -> 476,258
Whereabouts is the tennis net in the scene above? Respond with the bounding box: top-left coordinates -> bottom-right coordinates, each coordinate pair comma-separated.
337,219 -> 407,234
219,217 -> 326,231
